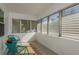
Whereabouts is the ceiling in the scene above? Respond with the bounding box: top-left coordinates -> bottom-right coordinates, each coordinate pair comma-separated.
4,3 -> 53,18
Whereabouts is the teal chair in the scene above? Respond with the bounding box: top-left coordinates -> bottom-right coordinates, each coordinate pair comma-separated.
5,35 -> 29,55
5,35 -> 19,55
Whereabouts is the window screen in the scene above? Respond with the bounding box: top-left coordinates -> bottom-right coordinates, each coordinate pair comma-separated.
42,17 -> 48,34
21,20 -> 30,33
12,19 -> 20,33
37,20 -> 41,33
63,4 -> 79,16
31,21 -> 37,32
49,13 -> 59,37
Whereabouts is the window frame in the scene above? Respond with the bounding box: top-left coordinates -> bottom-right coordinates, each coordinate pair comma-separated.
48,12 -> 60,37
41,17 -> 48,34
37,4 -> 79,37
0,9 -> 4,24
31,21 -> 37,32
12,19 -> 37,33
62,4 -> 79,17
21,20 -> 30,33
37,20 -> 41,33
12,19 -> 20,33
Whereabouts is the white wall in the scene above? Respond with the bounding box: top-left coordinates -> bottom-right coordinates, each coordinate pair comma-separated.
0,38 -> 3,54
35,33 -> 79,55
